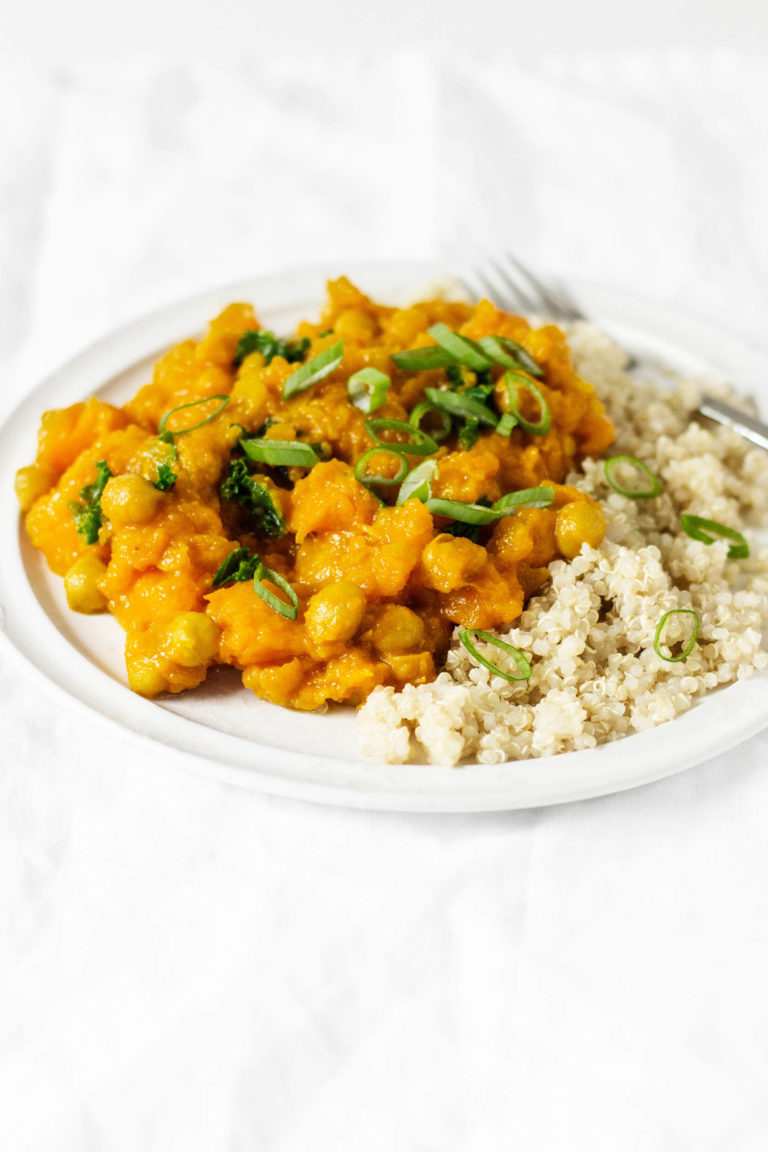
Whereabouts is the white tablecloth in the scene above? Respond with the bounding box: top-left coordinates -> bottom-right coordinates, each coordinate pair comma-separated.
2,50 -> 768,1151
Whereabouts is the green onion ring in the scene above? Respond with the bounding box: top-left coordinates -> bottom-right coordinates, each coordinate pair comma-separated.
504,371 -> 551,436
653,608 -> 700,663
680,514 -> 750,559
493,486 -> 556,515
425,498 -> 499,525
409,401 -> 452,441
391,345 -> 456,371
158,394 -> 231,437
347,367 -> 390,413
364,417 -> 439,457
459,628 -> 532,681
478,335 -> 543,378
424,386 -> 497,427
354,447 -> 410,488
252,563 -> 299,620
604,454 -> 662,499
241,439 -> 320,468
427,323 -> 492,371
283,339 -> 344,400
396,458 -> 438,505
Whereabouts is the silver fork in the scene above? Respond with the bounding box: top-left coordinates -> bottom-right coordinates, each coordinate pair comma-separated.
461,254 -> 768,453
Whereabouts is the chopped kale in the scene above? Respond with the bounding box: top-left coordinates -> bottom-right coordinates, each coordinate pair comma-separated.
445,364 -> 464,389
154,462 -> 177,491
212,546 -> 261,589
68,459 -> 112,545
233,329 -> 311,369
463,380 -> 494,403
220,458 -> 286,538
457,417 -> 480,451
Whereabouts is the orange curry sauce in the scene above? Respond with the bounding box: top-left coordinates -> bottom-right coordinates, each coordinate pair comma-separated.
16,278 -> 614,710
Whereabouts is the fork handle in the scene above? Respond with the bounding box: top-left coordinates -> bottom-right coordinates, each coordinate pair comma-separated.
699,394 -> 768,453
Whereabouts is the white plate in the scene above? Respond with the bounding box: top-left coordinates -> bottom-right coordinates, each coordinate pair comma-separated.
1,261 -> 767,812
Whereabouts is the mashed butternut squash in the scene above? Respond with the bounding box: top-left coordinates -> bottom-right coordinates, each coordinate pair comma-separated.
17,279 -> 613,709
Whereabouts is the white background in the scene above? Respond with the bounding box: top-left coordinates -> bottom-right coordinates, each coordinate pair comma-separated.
2,3 -> 768,1150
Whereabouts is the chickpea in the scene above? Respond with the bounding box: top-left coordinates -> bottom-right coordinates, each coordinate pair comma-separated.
555,500 -> 607,559
370,605 -> 427,654
100,474 -> 163,528
306,581 -> 367,646
126,655 -> 169,697
164,612 -> 219,667
15,464 -> 55,512
421,534 -> 486,594
64,554 -> 109,613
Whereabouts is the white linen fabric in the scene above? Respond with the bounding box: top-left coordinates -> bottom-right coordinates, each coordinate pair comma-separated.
1,51 -> 768,1151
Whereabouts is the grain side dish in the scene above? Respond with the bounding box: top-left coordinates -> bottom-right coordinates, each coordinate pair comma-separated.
14,278 -> 768,765
360,321 -> 768,764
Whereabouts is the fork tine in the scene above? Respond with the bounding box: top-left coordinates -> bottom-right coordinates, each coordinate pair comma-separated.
489,258 -> 538,313
502,253 -> 583,321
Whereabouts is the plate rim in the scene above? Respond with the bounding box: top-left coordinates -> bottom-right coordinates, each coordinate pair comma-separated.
2,259 -> 767,813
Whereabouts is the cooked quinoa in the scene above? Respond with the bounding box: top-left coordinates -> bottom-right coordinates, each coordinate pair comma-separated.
359,322 -> 768,766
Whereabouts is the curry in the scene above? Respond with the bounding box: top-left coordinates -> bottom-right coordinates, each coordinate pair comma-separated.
15,278 -> 614,709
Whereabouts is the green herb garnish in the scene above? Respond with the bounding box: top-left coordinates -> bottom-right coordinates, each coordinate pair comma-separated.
158,395 -> 231,438
396,458 -> 438,505
364,417 -> 439,457
212,546 -> 262,589
425,497 -> 499,525
653,608 -> 700,663
220,459 -> 286,538
457,418 -> 480,450
424,386 -> 497,427
680,514 -> 749,559
493,486 -> 556,515
240,438 -> 320,469
458,628 -> 532,681
234,329 -> 310,369
354,446 -> 410,488
504,371 -> 551,436
478,335 -> 543,378
283,340 -> 345,400
154,462 -> 177,492
252,562 -> 299,620
604,455 -> 661,499
427,323 -> 492,372
68,459 -> 112,545
347,367 -> 391,414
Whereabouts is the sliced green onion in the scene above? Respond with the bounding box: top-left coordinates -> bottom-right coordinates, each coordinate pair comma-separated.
396,458 -> 438,505
354,447 -> 409,488
158,394 -> 231,437
425,498 -> 499,525
241,438 -> 320,468
283,339 -> 344,399
427,323 -> 492,371
495,412 -> 518,437
364,417 -> 438,457
653,608 -> 700,663
493,486 -> 556,515
478,335 -> 543,378
424,386 -> 497,427
409,401 -> 452,442
680,514 -> 750,559
347,367 -> 390,413
391,345 -> 456,371
252,563 -> 299,620
504,371 -> 551,436
459,628 -> 532,681
604,455 -> 662,499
